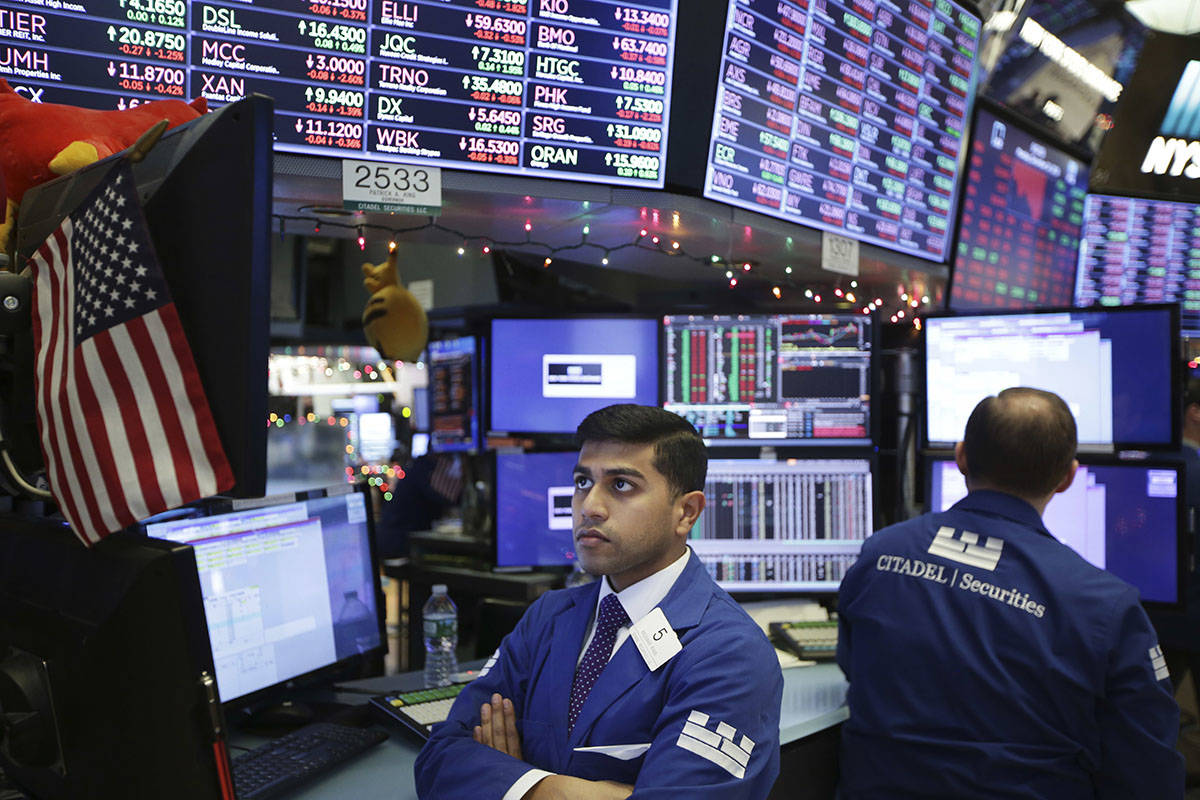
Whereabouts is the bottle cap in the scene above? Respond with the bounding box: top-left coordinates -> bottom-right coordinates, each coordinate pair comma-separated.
432,584 -> 447,594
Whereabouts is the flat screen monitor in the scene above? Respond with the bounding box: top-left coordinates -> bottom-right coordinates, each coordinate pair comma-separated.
0,520 -> 228,799
949,104 -> 1089,310
0,0 -> 680,187
927,456 -> 1186,606
489,317 -> 659,436
1075,193 -> 1200,337
146,484 -> 383,709
701,0 -> 982,261
689,457 -> 873,592
494,450 -> 579,568
429,336 -> 480,452
663,313 -> 873,446
923,305 -> 1179,450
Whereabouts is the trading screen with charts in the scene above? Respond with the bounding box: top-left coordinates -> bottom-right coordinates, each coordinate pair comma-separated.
663,313 -> 872,446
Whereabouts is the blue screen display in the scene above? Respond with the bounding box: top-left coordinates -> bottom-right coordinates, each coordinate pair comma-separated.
925,306 -> 1176,447
495,450 -> 579,568
489,318 -> 659,435
929,459 -> 1181,604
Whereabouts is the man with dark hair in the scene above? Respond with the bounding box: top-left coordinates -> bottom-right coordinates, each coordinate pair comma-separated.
415,404 -> 783,800
837,387 -> 1183,799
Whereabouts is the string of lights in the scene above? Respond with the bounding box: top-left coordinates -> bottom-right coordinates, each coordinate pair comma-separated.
273,212 -> 934,324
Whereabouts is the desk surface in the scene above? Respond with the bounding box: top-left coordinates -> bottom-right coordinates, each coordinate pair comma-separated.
234,664 -> 848,799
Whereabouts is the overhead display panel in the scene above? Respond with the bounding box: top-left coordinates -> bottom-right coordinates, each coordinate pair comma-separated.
949,104 -> 1089,310
0,0 -> 678,187
1075,193 -> 1200,338
702,0 -> 981,262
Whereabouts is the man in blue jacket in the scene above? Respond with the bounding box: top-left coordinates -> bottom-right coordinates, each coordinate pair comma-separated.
837,387 -> 1184,798
415,404 -> 783,799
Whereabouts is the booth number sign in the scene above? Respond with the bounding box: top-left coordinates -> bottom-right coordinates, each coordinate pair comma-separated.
821,232 -> 860,277
342,160 -> 442,215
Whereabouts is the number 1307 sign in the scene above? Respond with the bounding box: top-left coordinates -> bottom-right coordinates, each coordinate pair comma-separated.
342,160 -> 442,215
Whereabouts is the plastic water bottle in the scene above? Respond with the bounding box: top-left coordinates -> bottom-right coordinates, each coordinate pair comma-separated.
422,584 -> 458,687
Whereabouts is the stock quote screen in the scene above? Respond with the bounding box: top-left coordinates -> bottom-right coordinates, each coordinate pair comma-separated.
0,0 -> 677,186
702,0 -> 981,261
663,313 -> 872,447
950,106 -> 1088,310
1075,193 -> 1200,337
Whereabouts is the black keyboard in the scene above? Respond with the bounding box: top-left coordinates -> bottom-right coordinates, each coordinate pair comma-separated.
231,721 -> 388,800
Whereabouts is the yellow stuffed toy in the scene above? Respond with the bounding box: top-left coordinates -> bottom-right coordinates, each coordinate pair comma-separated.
362,243 -> 428,362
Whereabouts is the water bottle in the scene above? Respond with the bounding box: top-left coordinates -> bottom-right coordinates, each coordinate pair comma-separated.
422,584 -> 458,687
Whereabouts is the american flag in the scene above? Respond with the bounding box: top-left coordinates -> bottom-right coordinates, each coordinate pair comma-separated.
29,161 -> 232,547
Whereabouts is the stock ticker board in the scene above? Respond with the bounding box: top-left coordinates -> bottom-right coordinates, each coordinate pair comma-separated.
0,0 -> 676,186
1076,193 -> 1200,337
703,0 -> 981,262
950,106 -> 1089,310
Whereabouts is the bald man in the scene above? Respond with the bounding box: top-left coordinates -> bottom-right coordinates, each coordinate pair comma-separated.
837,387 -> 1183,799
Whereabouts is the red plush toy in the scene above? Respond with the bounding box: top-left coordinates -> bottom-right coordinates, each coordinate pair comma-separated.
0,78 -> 206,249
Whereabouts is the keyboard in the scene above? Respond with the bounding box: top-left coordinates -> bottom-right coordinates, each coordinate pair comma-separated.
770,619 -> 839,661
231,721 -> 388,800
369,682 -> 467,739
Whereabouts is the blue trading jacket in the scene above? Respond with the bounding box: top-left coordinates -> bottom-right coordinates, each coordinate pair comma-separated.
414,551 -> 783,799
837,490 -> 1184,799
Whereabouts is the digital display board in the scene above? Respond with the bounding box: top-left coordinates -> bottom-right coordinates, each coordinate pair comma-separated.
0,0 -> 677,187
663,312 -> 872,447
1075,193 -> 1200,338
950,106 -> 1088,310
702,0 -> 981,261
428,336 -> 479,452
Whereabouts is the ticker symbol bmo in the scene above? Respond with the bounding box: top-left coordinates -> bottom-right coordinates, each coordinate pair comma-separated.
1141,60 -> 1200,178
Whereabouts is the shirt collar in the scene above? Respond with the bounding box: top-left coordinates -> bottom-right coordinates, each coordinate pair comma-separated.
949,489 -> 1050,536
595,547 -> 691,626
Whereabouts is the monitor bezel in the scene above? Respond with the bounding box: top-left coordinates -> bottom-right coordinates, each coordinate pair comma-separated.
485,314 -> 663,441
919,302 -> 1182,452
921,450 -> 1189,610
158,481 -> 387,714
660,308 -> 880,450
946,96 -> 1093,312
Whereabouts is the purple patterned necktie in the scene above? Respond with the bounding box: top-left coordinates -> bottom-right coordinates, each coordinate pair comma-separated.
569,593 -> 630,733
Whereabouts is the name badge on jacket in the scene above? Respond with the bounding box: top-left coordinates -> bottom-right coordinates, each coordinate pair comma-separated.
629,607 -> 681,671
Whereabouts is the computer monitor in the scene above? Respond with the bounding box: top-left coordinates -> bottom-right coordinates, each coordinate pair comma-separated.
1075,192 -> 1200,338
662,313 -> 874,447
923,305 -> 1180,450
689,457 -> 874,592
699,0 -> 983,262
926,456 -> 1187,606
494,450 -> 579,569
428,336 -> 481,452
488,317 -> 660,436
949,103 -> 1089,310
0,519 -> 228,799
145,484 -> 384,711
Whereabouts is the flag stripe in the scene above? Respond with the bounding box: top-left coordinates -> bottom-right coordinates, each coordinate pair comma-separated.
30,228 -> 94,541
124,313 -> 198,502
86,333 -> 165,521
72,345 -> 136,535
111,318 -> 184,509
152,304 -> 231,494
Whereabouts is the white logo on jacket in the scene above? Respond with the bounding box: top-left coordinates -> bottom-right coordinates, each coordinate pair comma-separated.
675,710 -> 754,779
1150,645 -> 1170,682
928,526 -> 1004,571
